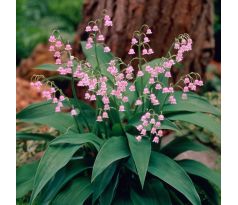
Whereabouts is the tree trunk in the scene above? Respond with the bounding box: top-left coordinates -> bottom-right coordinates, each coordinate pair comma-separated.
74,0 -> 214,80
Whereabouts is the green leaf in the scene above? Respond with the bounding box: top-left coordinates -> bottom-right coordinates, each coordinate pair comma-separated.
92,136 -> 130,182
130,180 -> 172,205
160,119 -> 180,132
16,132 -> 55,141
163,92 -> 221,116
99,172 -> 119,205
92,162 -> 117,203
30,144 -> 80,203
167,112 -> 221,139
16,101 -> 77,133
177,159 -> 221,189
36,64 -> 58,71
160,137 -> 208,158
50,133 -> 103,151
192,176 -> 220,205
127,133 -> 151,188
52,177 -> 93,205
37,160 -> 90,205
148,152 -> 201,205
16,161 -> 39,199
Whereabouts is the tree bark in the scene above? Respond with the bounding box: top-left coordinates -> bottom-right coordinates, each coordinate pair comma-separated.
74,0 -> 214,80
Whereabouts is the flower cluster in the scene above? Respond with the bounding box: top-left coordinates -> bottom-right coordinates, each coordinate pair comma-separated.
30,76 -> 77,116
31,13 -> 204,143
136,112 -> 164,143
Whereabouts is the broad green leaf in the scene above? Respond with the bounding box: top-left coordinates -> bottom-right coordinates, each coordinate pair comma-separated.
127,133 -> 151,188
92,136 -> 130,181
130,180 -> 172,205
16,101 -> 77,133
99,172 -> 119,205
52,177 -> 93,205
177,159 -> 221,189
16,161 -> 39,199
167,112 -> 221,139
50,133 -> 103,151
36,64 -> 58,71
16,132 -> 55,141
191,176 -> 220,205
160,137 -> 208,158
162,92 -> 221,116
37,160 -> 90,205
92,162 -> 117,203
160,119 -> 180,132
30,144 -> 80,203
148,152 -> 201,205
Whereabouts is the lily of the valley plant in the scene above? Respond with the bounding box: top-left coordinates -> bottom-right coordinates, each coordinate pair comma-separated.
17,12 -> 221,205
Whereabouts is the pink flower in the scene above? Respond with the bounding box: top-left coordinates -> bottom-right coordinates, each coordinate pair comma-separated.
135,99 -> 142,105
168,87 -> 174,93
136,125 -> 143,131
146,29 -> 152,34
140,129 -> 146,136
148,78 -> 154,84
65,44 -> 72,51
137,71 -> 144,77
122,96 -> 129,102
143,88 -> 150,94
59,95 -> 65,101
155,84 -> 162,90
96,116 -> 103,122
55,58 -> 61,65
52,97 -> 58,103
49,35 -> 56,43
165,71 -> 172,78
129,85 -> 136,91
85,26 -> 91,32
184,77 -> 190,84
102,112 -> 109,118
97,34 -> 105,41
131,38 -> 138,45
198,80 -> 203,86
55,106 -> 61,112
136,135 -> 142,142
128,48 -> 135,55
151,127 -> 157,134
119,105 -> 125,112
142,49 -> 148,55
162,87 -> 169,93
145,112 -> 151,118
158,114 -> 164,121
54,51 -> 61,58
49,45 -> 55,52
90,95 -> 96,101
148,48 -> 154,54
55,40 -> 63,48
92,25 -> 99,31
144,37 -> 150,43
86,43 -> 92,49
150,118 -> 156,124
71,109 -> 77,116
174,43 -> 180,49
104,15 -> 111,21
104,46 -> 111,52
153,136 -> 159,143
158,130 -> 163,137
155,121 -> 161,128
104,20 -> 113,26
183,86 -> 189,92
